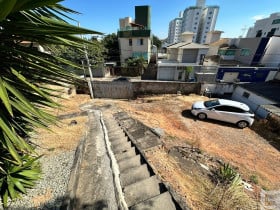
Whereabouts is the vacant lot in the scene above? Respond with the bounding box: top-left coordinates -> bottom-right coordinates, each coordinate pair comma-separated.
37,93 -> 279,209
93,94 -> 280,209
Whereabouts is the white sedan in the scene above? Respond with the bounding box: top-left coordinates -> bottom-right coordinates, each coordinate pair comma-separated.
191,99 -> 255,128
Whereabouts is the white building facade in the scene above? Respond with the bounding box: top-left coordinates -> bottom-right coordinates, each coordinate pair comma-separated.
246,12 -> 280,38
167,0 -> 219,44
118,6 -> 152,64
167,18 -> 182,44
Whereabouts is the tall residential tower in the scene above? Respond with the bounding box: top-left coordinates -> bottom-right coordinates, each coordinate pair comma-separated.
167,0 -> 219,44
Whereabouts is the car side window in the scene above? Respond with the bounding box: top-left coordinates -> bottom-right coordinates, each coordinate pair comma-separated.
215,106 -> 245,113
214,106 -> 230,111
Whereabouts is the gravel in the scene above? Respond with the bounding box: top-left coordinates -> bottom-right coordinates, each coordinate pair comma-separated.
1,150 -> 75,210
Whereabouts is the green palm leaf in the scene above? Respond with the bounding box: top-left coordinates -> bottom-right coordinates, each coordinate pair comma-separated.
0,77 -> 13,116
0,0 -> 17,20
0,0 -> 103,207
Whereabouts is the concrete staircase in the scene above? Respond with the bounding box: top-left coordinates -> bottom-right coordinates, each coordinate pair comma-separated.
103,113 -> 180,210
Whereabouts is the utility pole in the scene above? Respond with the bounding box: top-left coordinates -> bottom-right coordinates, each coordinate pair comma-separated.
78,22 -> 94,99
83,46 -> 94,98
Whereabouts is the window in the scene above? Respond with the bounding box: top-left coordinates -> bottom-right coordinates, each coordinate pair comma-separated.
256,30 -> 262,37
215,106 -> 246,113
178,71 -> 183,80
204,99 -> 220,107
137,38 -> 144,45
214,106 -> 231,112
240,49 -> 250,56
242,91 -> 250,98
129,39 -> 132,46
267,28 -> 276,37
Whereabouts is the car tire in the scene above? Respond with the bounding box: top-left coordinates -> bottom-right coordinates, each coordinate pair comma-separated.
237,121 -> 248,129
197,113 -> 207,120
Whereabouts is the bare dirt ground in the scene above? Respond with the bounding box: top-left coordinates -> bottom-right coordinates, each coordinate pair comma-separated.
37,93 -> 280,209
33,94 -> 91,156
93,94 -> 280,209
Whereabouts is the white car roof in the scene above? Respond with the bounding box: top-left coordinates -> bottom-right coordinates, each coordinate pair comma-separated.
218,99 -> 250,111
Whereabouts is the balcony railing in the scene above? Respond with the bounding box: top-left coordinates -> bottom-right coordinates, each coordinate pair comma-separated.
118,29 -> 151,38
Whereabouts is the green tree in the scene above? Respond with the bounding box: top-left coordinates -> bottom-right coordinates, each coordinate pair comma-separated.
101,33 -> 120,63
51,38 -> 106,68
152,35 -> 162,49
125,57 -> 147,68
0,0 -> 101,207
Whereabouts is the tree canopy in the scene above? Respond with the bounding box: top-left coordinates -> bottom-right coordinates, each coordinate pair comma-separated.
101,33 -> 120,63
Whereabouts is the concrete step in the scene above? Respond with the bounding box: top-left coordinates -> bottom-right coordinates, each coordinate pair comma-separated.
118,155 -> 142,172
123,175 -> 164,207
112,141 -> 132,154
104,120 -> 120,127
110,137 -> 128,147
107,130 -> 126,138
120,164 -> 151,187
115,147 -> 137,161
130,191 -> 177,210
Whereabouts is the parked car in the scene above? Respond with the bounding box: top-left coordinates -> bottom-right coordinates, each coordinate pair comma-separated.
113,77 -> 131,82
191,99 -> 254,128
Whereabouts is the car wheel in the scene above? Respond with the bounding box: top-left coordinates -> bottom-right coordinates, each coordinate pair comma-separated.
197,113 -> 207,120
237,121 -> 248,129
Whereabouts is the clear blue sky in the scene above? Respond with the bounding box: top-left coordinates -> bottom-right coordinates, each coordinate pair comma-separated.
62,0 -> 280,39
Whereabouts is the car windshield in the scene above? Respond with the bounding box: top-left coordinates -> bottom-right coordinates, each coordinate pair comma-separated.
204,99 -> 220,108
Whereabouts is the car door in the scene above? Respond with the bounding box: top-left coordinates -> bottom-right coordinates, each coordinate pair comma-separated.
207,105 -> 236,123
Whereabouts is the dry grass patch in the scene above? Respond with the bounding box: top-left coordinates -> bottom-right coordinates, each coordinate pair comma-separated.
33,116 -> 88,155
32,94 -> 91,156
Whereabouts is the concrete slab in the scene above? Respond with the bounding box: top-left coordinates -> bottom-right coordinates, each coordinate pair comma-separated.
130,192 -> 177,210
120,164 -> 151,187
110,137 -> 129,147
133,133 -> 162,151
112,141 -> 132,154
107,128 -> 125,136
118,155 -> 142,172
64,110 -> 118,209
123,176 -> 163,207
115,147 -> 137,161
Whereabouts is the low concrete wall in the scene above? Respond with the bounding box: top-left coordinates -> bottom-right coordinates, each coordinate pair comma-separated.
93,81 -> 133,99
92,80 -> 200,99
132,81 -> 200,96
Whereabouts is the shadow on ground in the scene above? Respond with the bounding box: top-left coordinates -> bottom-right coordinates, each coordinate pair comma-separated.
182,109 -> 280,152
4,196 -> 109,210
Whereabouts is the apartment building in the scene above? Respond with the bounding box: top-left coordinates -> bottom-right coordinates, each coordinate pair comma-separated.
118,6 -> 152,64
246,12 -> 280,38
167,17 -> 182,44
167,0 -> 219,44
